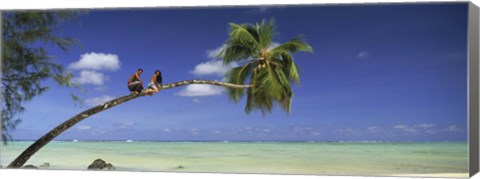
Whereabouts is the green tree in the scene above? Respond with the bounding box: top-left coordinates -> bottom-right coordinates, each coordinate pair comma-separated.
220,19 -> 313,114
7,18 -> 313,168
1,11 -> 82,142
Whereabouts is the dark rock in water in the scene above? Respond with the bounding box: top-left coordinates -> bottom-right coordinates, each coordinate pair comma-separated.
40,162 -> 50,168
105,163 -> 115,170
87,159 -> 115,170
88,159 -> 107,170
23,164 -> 38,169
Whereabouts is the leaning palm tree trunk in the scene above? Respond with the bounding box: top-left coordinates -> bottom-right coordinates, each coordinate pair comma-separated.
7,80 -> 252,168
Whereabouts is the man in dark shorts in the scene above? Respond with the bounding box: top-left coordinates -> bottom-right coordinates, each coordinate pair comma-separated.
128,68 -> 144,94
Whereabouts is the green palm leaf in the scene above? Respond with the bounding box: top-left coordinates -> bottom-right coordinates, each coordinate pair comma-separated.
258,19 -> 277,49
226,62 -> 255,102
274,67 -> 293,112
229,23 -> 258,44
270,35 -> 313,55
280,53 -> 301,84
219,44 -> 252,64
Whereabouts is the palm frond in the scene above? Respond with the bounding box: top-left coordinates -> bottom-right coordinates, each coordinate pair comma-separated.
229,23 -> 259,47
245,67 -> 275,115
258,19 -> 277,49
280,53 -> 300,84
219,44 -> 253,64
218,23 -> 262,65
247,62 -> 286,114
243,23 -> 260,44
270,35 -> 313,55
226,62 -> 254,102
273,67 -> 293,112
245,86 -> 254,113
245,69 -> 275,115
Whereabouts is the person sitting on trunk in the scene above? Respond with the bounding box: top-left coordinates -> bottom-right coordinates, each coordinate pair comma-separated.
145,70 -> 163,96
128,68 -> 144,95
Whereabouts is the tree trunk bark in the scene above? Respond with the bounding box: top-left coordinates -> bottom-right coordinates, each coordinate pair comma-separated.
7,80 -> 251,168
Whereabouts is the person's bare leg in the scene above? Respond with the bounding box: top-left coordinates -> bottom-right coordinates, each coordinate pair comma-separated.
144,89 -> 155,96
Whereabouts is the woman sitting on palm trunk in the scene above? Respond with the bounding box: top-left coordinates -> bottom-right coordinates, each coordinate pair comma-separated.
145,70 -> 163,96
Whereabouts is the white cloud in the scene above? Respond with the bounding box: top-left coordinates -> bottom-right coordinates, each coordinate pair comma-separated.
394,124 -> 441,134
207,45 -> 226,58
163,128 -> 171,133
367,126 -> 382,133
402,128 -> 418,133
123,122 -> 135,126
192,45 -> 241,77
414,123 -> 434,129
337,128 -> 355,134
243,127 -> 253,133
116,121 -> 137,130
190,60 -> 238,76
69,52 -> 120,87
84,95 -> 115,106
69,52 -> 120,71
73,70 -> 108,85
445,125 -> 464,132
358,51 -> 369,58
311,132 -> 321,136
177,84 -> 224,97
293,127 -> 302,132
182,45 -> 246,97
191,128 -> 200,135
393,125 -> 408,129
393,125 -> 418,133
77,125 -> 91,130
91,129 -> 107,136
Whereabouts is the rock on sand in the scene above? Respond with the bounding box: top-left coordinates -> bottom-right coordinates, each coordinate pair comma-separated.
87,159 -> 115,170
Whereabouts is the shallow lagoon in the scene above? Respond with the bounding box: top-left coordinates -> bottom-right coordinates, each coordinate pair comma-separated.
0,141 -> 468,178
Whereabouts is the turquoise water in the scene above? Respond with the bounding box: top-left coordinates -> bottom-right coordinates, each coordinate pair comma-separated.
0,141 -> 468,177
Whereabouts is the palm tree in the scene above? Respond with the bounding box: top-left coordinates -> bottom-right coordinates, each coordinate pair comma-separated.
7,18 -> 313,168
7,80 -> 251,168
219,18 -> 313,114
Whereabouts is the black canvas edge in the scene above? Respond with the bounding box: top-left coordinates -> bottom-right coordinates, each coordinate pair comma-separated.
469,1 -> 480,178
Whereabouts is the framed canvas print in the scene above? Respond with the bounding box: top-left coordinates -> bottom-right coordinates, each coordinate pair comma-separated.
1,1 -> 479,179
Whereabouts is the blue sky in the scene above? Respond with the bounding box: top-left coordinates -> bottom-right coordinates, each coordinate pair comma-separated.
10,3 -> 468,142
